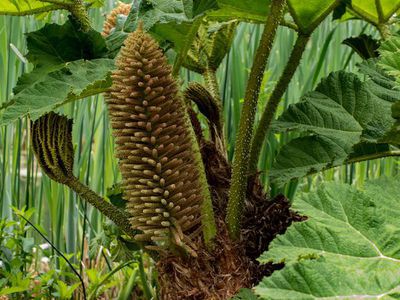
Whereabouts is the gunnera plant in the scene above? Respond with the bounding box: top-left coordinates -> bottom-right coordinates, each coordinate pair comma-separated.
29,4 -> 299,299
103,24 -> 298,299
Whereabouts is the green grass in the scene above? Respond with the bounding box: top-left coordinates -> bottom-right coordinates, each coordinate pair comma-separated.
0,2 -> 398,298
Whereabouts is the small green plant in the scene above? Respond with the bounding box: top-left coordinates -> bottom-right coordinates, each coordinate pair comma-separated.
0,207 -> 144,299
0,207 -> 81,299
1,0 -> 400,299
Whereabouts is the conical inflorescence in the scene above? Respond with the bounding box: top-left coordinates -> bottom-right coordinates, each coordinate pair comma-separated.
106,25 -> 215,254
102,2 -> 131,36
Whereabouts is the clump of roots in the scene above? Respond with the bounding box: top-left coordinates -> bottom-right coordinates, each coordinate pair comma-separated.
157,220 -> 252,300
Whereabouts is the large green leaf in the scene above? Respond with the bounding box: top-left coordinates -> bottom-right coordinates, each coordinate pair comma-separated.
379,36 -> 400,85
0,0 -> 70,16
378,36 -> 400,145
351,0 -> 400,24
0,58 -> 113,125
110,0 -> 271,60
26,18 -> 108,67
256,177 -> 400,299
270,61 -> 400,185
287,0 -> 338,33
0,19 -> 113,126
208,0 -> 270,22
107,0 -> 205,59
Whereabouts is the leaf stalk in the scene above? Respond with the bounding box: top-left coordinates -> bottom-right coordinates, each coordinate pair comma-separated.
226,0 -> 287,239
66,177 -> 135,238
249,33 -> 310,173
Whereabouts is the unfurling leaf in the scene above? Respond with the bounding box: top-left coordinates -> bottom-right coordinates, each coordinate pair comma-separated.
183,20 -> 237,73
31,113 -> 136,238
106,25 -> 215,254
184,82 -> 222,138
342,34 -> 380,60
31,112 -> 74,184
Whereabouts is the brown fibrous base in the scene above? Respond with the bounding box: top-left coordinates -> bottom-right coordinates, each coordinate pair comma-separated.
156,137 -> 304,299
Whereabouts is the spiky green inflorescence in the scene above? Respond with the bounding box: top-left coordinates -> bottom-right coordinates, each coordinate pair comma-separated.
107,25 -> 216,254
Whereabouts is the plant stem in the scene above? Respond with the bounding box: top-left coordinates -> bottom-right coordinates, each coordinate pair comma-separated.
249,33 -> 310,173
377,24 -> 390,40
138,252 -> 153,299
280,19 -> 298,31
67,177 -> 134,237
69,0 -> 91,32
347,150 -> 400,164
226,0 -> 286,239
89,260 -> 137,300
203,67 -> 226,152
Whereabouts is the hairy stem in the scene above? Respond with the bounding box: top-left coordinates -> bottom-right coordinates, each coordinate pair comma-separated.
67,177 -> 134,237
249,33 -> 310,173
226,0 -> 287,239
69,0 -> 91,32
377,24 -> 390,40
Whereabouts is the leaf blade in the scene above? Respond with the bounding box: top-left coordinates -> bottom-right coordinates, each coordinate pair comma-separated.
256,177 -> 400,299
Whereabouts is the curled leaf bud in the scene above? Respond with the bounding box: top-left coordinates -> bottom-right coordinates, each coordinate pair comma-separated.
31,112 -> 74,184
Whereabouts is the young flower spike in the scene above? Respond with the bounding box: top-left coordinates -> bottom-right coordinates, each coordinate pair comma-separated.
106,23 -> 215,254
